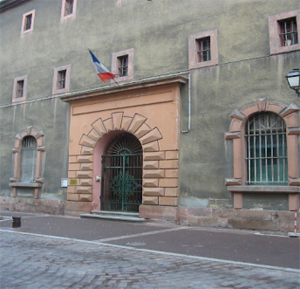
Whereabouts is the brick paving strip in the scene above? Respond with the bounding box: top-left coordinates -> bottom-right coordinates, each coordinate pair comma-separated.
0,230 -> 299,289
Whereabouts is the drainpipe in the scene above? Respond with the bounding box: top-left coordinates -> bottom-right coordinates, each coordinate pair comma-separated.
180,72 -> 191,134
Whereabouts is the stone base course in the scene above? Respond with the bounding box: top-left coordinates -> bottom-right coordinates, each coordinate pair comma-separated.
1,197 -> 299,232
0,197 -> 92,216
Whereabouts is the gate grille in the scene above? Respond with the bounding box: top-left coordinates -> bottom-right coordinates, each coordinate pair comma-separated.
101,133 -> 143,212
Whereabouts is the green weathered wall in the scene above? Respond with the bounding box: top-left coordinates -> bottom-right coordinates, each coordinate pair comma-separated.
0,0 -> 299,207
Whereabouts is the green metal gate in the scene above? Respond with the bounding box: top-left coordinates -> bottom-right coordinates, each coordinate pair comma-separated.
100,134 -> 143,212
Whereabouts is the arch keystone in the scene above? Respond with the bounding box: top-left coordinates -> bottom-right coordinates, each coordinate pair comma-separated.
112,112 -> 124,130
256,98 -> 268,111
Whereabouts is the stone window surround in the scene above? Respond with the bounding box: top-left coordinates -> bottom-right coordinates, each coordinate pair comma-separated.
188,29 -> 218,69
225,98 -> 300,211
52,64 -> 71,95
111,48 -> 134,83
21,9 -> 35,36
268,10 -> 300,55
9,127 -> 45,199
61,0 -> 77,21
12,75 -> 28,103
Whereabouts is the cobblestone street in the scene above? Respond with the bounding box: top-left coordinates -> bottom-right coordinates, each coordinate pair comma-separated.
1,231 -> 299,289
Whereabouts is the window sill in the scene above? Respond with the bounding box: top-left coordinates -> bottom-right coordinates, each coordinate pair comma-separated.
227,185 -> 300,194
9,182 -> 42,188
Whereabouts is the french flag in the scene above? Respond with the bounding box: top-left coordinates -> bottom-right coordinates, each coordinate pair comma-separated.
89,50 -> 115,82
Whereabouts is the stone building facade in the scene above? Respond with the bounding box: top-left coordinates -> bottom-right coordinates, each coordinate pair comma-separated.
0,0 -> 299,231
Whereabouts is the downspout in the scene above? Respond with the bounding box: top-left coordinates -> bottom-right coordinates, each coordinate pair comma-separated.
181,72 -> 191,133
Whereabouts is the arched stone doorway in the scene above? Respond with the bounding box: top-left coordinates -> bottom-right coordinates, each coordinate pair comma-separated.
101,132 -> 143,212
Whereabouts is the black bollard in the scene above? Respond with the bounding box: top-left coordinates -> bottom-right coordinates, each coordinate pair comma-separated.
12,217 -> 21,228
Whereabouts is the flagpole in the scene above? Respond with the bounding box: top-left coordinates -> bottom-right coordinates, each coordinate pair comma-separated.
113,78 -> 119,87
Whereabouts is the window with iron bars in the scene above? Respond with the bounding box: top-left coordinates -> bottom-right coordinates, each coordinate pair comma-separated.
246,112 -> 288,185
118,55 -> 128,77
20,136 -> 37,183
16,80 -> 24,98
279,17 -> 298,47
196,37 -> 211,62
24,14 -> 32,31
57,70 -> 66,89
64,0 -> 74,16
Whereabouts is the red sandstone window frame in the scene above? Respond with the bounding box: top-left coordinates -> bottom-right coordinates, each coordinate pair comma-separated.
225,99 -> 300,211
52,65 -> 71,95
268,10 -> 300,55
9,127 -> 45,199
188,29 -> 218,69
12,75 -> 27,103
61,0 -> 77,21
21,10 -> 35,35
111,48 -> 134,83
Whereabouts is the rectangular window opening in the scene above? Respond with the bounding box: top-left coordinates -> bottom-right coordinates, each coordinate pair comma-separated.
57,70 -> 66,89
279,17 -> 298,47
64,0 -> 74,16
24,14 -> 32,31
118,55 -> 128,77
196,37 -> 211,62
17,80 -> 24,98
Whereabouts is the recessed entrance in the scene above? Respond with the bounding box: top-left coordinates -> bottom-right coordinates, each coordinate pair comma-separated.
101,133 -> 143,212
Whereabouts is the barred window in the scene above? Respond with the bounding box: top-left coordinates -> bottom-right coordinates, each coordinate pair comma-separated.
57,70 -> 66,89
118,55 -> 128,77
196,37 -> 211,62
279,17 -> 298,47
16,80 -> 24,98
246,113 -> 288,185
20,136 -> 37,183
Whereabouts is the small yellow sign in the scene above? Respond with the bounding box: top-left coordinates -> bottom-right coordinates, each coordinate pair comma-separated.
70,179 -> 77,185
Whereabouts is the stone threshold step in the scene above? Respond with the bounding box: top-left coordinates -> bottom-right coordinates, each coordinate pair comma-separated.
91,210 -> 139,217
80,213 -> 145,223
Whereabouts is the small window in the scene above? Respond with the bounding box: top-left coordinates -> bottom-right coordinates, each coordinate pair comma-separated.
16,80 -> 24,98
24,14 -> 32,31
189,29 -> 218,69
57,70 -> 66,89
118,55 -> 128,77
111,49 -> 134,82
64,0 -> 74,16
61,0 -> 77,21
279,18 -> 298,46
21,10 -> 35,35
196,37 -> 211,62
12,75 -> 27,103
20,136 -> 37,183
269,10 -> 300,55
52,65 -> 71,95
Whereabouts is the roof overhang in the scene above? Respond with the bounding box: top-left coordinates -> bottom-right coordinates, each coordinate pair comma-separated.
0,0 -> 31,12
